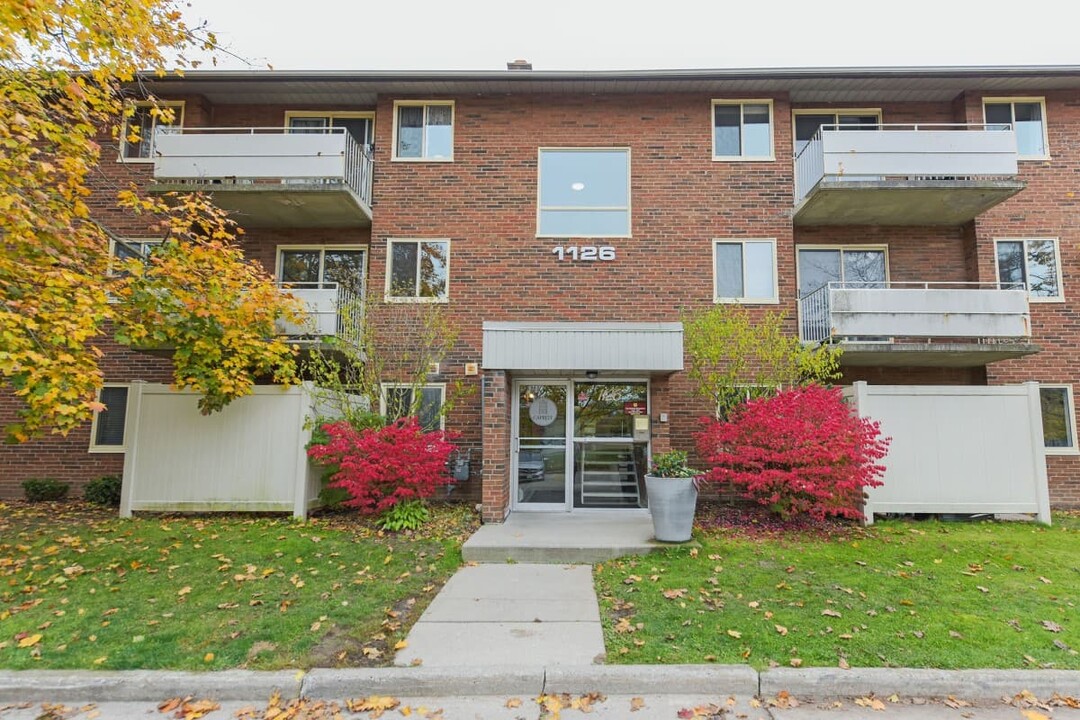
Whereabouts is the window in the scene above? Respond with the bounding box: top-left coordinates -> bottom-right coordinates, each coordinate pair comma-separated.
1040,385 -> 1077,453
793,109 -> 881,154
797,246 -> 888,341
89,386 -> 129,452
712,100 -> 774,160
120,101 -> 183,160
537,148 -> 631,237
984,98 -> 1049,159
381,384 -> 445,431
286,112 -> 374,149
995,238 -> 1062,300
108,238 -> 163,276
278,246 -> 366,293
386,240 -> 449,301
713,239 -> 778,303
393,101 -> 453,160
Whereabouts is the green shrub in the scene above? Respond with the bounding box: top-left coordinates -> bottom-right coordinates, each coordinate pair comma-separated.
22,478 -> 70,502
376,499 -> 431,532
84,475 -> 122,506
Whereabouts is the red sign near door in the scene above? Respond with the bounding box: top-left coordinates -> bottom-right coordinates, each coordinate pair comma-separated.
623,401 -> 647,416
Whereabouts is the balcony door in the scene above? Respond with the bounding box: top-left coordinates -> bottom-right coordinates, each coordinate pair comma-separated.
798,247 -> 887,340
278,247 -> 366,294
286,112 -> 374,149
793,110 -> 881,155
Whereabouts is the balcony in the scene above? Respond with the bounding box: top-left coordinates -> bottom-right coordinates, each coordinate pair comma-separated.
793,124 -> 1025,226
276,282 -> 363,350
151,128 -> 373,228
799,282 -> 1038,367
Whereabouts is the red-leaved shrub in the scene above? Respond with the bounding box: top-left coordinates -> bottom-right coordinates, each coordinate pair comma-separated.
694,384 -> 889,521
307,417 -> 457,513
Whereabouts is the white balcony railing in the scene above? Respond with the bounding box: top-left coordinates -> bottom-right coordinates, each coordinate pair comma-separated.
800,282 -> 1031,344
276,282 -> 363,349
153,127 -> 373,210
794,124 -> 1020,205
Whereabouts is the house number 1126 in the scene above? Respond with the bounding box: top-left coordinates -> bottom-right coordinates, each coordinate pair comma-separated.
551,246 -> 616,261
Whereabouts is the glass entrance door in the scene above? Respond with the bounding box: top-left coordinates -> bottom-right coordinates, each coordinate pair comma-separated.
572,382 -> 648,509
513,382 -> 571,510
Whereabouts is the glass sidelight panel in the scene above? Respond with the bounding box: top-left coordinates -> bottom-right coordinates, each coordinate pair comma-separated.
516,384 -> 569,507
573,382 -> 648,509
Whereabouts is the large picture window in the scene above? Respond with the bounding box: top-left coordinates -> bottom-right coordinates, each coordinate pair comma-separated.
538,148 -> 630,237
386,240 -> 449,301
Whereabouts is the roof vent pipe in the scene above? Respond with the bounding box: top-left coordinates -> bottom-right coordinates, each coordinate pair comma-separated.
506,59 -> 533,71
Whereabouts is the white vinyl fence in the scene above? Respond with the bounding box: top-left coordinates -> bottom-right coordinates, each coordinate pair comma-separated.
844,382 -> 1051,525
119,382 -> 356,519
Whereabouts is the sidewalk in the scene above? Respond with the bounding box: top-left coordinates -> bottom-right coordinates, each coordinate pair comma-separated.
2,666 -> 1079,719
394,563 -> 605,666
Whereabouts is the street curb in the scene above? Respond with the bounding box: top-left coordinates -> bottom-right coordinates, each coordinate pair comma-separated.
302,666 -> 545,698
759,667 -> 1080,702
543,665 -> 757,696
0,669 -> 303,703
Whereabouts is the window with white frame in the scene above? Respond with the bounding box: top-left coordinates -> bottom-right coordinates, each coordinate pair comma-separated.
1040,385 -> 1077,452
108,238 -> 163,276
712,100 -> 774,160
120,101 -> 183,160
713,239 -> 778,303
381,384 -> 445,431
278,247 -> 366,293
995,238 -> 1062,300
984,98 -> 1049,158
393,101 -> 453,160
538,148 -> 630,237
386,240 -> 449,301
89,385 -> 129,452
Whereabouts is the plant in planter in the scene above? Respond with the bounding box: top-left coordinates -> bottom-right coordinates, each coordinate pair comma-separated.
645,450 -> 701,542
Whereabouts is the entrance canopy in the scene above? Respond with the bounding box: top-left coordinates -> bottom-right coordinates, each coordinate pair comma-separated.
481,322 -> 683,372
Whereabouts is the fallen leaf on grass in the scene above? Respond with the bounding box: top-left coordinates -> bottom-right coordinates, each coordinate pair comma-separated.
821,609 -> 842,618
16,634 -> 41,648
1041,620 -> 1063,633
726,629 -> 742,639
774,624 -> 788,636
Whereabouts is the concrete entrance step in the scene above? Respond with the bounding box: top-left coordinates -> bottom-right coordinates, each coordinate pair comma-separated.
461,512 -> 670,563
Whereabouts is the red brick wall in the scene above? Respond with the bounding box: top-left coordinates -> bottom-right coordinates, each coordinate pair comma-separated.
960,91 -> 1080,507
6,88 -> 1080,509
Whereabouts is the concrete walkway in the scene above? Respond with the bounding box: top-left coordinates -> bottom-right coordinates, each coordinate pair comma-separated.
394,564 -> 605,667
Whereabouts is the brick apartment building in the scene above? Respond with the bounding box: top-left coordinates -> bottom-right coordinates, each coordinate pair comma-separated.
2,64 -> 1079,519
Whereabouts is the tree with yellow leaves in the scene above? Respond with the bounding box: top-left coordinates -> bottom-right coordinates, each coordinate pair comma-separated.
0,1 -> 300,440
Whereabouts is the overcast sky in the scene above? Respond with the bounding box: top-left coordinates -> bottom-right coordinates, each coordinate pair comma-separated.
179,0 -> 1080,72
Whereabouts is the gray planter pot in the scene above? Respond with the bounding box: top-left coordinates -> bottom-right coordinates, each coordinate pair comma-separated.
645,474 -> 698,542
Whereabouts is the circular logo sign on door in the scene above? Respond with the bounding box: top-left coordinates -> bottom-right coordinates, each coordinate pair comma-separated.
528,397 -> 558,427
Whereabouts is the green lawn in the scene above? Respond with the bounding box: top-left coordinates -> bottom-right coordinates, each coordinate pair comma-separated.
596,513 -> 1080,669
0,502 -> 474,670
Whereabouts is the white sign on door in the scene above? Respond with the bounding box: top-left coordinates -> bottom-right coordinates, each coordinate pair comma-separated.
528,397 -> 558,426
